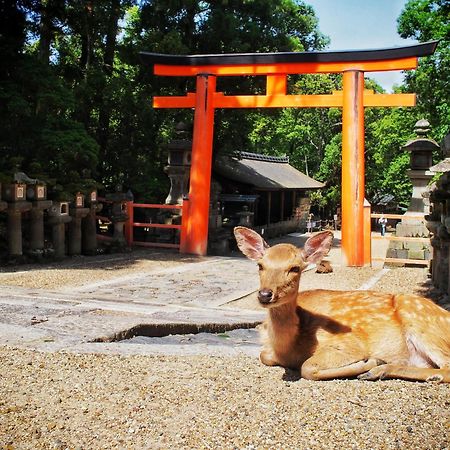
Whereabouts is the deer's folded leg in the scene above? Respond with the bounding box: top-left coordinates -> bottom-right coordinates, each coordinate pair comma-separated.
358,364 -> 450,382
260,349 -> 280,367
301,349 -> 385,381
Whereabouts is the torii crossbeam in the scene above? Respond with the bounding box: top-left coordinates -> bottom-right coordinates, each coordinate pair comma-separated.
140,41 -> 437,266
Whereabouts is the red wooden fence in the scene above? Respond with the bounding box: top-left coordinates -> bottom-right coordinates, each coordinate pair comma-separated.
97,198 -> 189,251
125,201 -> 189,250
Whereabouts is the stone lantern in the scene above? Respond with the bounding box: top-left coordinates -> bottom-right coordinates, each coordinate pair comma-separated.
2,182 -> 31,257
403,119 -> 438,216
2,182 -> 27,202
164,122 -> 192,206
389,119 -> 436,264
27,184 -> 47,201
68,192 -> 90,255
82,190 -> 102,255
47,202 -> 72,259
105,187 -> 129,248
27,182 -> 52,255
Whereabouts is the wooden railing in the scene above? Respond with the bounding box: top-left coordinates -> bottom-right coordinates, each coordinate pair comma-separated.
370,213 -> 430,266
125,201 -> 188,249
96,198 -> 188,251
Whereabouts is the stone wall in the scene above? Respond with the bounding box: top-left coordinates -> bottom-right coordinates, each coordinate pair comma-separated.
386,235 -> 431,262
425,131 -> 450,294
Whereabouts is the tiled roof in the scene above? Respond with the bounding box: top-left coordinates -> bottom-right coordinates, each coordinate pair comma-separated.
214,152 -> 324,190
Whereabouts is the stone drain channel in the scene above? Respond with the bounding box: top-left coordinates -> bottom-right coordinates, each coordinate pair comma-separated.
92,322 -> 260,356
112,325 -> 261,357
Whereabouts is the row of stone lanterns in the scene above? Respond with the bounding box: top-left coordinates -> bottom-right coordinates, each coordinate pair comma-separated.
0,180 -> 103,260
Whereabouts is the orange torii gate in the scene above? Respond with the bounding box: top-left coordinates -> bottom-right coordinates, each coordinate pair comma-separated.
140,41 -> 437,266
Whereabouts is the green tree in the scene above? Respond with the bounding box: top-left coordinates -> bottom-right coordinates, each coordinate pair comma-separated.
397,0 -> 450,142
248,73 -> 342,177
0,1 -> 332,203
0,0 -> 99,198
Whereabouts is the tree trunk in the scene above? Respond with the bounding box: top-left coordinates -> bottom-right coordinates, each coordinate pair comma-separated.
97,0 -> 121,171
80,0 -> 94,74
38,0 -> 52,65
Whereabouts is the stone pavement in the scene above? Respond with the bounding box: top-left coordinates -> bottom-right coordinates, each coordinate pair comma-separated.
0,256 -> 265,356
0,230 -> 393,356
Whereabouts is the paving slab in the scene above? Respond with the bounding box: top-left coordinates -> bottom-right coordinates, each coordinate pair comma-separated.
61,257 -> 259,307
0,255 -> 265,355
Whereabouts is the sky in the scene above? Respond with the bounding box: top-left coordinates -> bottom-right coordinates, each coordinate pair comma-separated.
306,0 -> 417,92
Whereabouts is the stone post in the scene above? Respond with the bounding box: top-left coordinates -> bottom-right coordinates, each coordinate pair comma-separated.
2,183 -> 31,257
105,190 -> 129,249
164,122 -> 192,208
426,131 -> 450,292
82,190 -> 102,255
47,202 -> 72,259
27,185 -> 52,253
68,193 -> 90,255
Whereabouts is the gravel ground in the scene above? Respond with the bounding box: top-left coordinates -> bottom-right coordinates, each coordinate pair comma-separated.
1,246 -> 449,449
0,250 -> 198,289
1,348 -> 449,450
227,266 -> 440,311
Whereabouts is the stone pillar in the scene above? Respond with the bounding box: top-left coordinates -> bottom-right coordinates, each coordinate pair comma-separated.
24,184 -> 51,254
7,205 -> 31,256
30,205 -> 50,251
105,191 -> 129,249
164,122 -> 192,209
425,131 -> 450,293
82,191 -> 102,255
47,202 -> 72,259
68,193 -> 90,255
206,180 -> 230,255
2,183 -> 31,257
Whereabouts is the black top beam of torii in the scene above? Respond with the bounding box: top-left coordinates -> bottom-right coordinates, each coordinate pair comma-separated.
140,40 -> 438,67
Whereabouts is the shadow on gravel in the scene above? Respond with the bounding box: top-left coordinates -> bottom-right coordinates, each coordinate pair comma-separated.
0,247 -> 199,274
282,369 -> 302,382
1,231 -> 342,273
413,276 -> 448,306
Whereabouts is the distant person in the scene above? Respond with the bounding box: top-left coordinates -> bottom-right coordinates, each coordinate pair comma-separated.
378,214 -> 387,236
307,213 -> 314,233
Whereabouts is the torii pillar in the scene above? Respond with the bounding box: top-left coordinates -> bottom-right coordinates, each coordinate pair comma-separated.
140,41 -> 437,265
342,70 -> 365,265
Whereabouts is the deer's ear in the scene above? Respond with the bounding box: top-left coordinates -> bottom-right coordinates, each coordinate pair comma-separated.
302,231 -> 333,264
234,226 -> 269,261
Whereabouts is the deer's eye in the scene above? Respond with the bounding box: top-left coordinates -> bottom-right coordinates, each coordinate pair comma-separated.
257,263 -> 264,271
289,266 -> 301,274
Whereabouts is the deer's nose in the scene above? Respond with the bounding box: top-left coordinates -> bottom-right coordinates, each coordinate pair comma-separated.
258,288 -> 273,304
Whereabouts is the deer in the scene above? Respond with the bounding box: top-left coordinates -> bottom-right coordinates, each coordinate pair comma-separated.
234,226 -> 450,382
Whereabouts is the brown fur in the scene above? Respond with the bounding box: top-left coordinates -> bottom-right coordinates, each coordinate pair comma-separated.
234,226 -> 450,382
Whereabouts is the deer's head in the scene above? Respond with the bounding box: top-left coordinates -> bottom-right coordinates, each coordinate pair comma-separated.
234,227 -> 333,308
